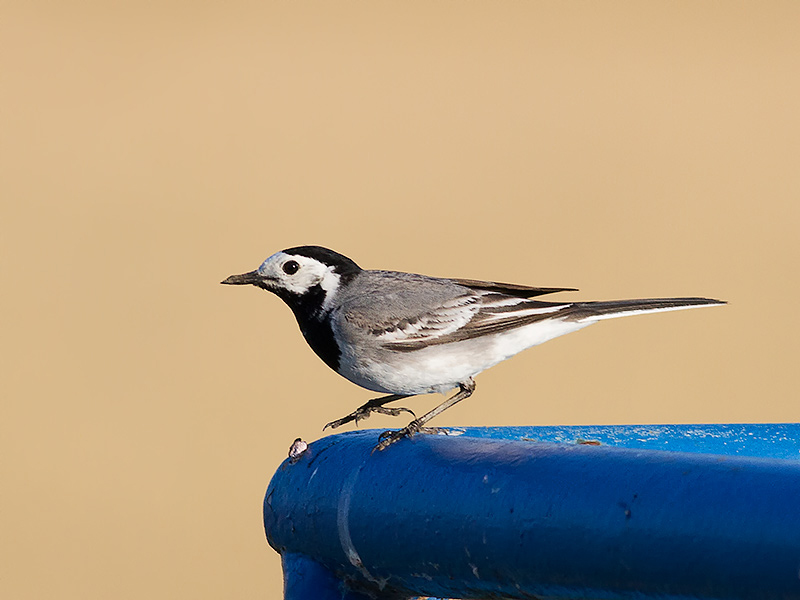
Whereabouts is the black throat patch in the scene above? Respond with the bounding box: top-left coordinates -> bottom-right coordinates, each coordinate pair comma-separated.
278,283 -> 341,372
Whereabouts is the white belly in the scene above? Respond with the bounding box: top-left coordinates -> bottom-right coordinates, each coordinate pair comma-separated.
336,317 -> 591,396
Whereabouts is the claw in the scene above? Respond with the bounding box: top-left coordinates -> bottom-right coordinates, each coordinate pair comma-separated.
374,421 -> 446,452
324,405 -> 416,431
323,418 -> 346,431
374,429 -> 407,452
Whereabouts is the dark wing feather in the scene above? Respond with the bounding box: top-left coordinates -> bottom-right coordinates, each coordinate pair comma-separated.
380,295 -> 572,351
448,277 -> 577,298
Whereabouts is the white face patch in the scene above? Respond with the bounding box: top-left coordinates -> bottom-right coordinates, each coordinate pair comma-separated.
257,251 -> 342,302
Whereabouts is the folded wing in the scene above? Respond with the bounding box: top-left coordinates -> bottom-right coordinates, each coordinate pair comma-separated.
379,293 -> 724,352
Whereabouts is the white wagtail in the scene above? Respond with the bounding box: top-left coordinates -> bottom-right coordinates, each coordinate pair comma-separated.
222,246 -> 724,450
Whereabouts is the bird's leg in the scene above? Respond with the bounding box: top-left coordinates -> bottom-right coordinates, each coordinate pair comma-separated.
323,394 -> 415,430
374,378 -> 476,451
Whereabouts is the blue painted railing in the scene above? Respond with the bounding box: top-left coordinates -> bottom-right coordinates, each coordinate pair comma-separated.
264,424 -> 800,600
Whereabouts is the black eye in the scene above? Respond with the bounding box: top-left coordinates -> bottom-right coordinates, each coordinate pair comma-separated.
282,260 -> 300,275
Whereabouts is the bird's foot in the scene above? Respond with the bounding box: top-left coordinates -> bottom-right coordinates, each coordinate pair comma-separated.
324,405 -> 416,431
373,420 -> 445,452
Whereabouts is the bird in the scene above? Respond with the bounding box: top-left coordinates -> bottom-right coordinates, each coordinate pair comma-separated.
222,245 -> 724,450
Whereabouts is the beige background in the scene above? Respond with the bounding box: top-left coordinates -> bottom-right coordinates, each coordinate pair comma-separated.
2,2 -> 798,598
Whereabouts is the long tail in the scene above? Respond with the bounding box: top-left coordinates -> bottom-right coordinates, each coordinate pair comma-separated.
562,297 -> 725,323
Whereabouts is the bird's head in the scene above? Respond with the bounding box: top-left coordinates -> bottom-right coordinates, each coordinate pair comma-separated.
221,246 -> 361,309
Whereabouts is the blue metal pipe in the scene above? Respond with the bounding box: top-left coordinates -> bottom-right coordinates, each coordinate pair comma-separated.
265,425 -> 800,599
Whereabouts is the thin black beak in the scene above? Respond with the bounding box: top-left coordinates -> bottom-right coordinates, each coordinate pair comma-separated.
221,270 -> 261,285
